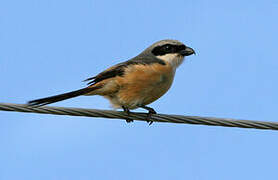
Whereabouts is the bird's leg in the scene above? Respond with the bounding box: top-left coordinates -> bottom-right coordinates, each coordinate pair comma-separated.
139,105 -> 157,125
122,106 -> 133,123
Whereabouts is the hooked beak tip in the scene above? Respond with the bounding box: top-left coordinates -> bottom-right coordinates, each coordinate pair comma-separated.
180,46 -> 195,56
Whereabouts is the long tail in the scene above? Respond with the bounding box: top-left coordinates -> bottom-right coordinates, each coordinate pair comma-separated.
28,87 -> 99,106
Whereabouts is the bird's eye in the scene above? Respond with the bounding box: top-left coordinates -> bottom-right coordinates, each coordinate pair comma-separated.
151,44 -> 176,56
165,45 -> 170,50
163,45 -> 172,52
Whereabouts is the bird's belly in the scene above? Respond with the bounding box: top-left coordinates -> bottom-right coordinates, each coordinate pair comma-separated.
109,64 -> 175,109
139,74 -> 174,105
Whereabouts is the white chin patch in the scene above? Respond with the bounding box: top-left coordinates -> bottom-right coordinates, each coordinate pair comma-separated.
156,53 -> 184,69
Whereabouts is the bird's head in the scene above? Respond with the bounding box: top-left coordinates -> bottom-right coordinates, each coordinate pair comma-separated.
144,39 -> 195,68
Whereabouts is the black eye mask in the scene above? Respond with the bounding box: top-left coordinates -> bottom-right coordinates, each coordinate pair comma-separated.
152,44 -> 186,56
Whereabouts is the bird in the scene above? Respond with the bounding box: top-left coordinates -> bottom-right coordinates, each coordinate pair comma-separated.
28,39 -> 195,124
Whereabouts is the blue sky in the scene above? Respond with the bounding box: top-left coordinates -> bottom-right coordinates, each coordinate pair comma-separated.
1,0 -> 278,179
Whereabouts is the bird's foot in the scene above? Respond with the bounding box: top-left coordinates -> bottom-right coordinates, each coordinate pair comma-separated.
139,105 -> 156,125
122,106 -> 133,123
125,118 -> 134,123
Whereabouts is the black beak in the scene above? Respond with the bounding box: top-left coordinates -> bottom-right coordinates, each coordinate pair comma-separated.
179,46 -> 195,56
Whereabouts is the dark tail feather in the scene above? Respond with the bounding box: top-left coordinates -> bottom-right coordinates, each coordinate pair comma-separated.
28,87 -> 97,106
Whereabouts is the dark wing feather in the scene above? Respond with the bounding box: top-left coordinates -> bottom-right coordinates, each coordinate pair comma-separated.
84,55 -> 165,85
83,63 -> 127,85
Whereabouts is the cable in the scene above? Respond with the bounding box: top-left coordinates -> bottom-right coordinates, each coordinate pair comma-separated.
0,103 -> 278,130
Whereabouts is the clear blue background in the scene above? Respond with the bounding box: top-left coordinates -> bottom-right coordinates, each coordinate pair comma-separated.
1,0 -> 278,179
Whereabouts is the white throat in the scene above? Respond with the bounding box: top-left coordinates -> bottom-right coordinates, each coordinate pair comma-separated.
157,53 -> 184,69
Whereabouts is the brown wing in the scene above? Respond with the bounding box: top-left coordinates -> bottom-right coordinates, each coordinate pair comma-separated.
83,63 -> 127,85
83,56 -> 165,86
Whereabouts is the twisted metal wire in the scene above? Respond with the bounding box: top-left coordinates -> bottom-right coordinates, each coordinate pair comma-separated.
0,103 -> 278,130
